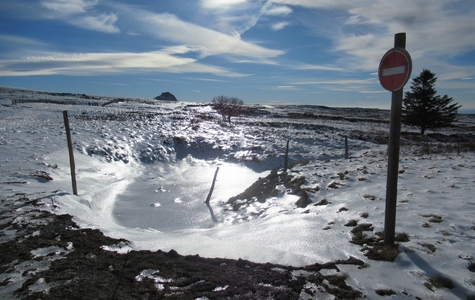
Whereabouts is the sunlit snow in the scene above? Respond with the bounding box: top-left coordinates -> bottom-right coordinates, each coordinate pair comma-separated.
1,88 -> 474,299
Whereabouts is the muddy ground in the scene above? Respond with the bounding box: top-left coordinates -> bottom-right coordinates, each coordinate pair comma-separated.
0,196 -> 369,299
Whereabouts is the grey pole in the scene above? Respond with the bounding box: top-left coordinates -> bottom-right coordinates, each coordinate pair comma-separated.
383,33 -> 406,245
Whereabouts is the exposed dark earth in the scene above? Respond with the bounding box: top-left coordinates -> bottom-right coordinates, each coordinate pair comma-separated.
1,196 -> 367,299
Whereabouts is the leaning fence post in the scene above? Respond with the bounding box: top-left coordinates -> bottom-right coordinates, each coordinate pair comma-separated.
284,140 -> 290,171
63,111 -> 78,196
205,167 -> 219,203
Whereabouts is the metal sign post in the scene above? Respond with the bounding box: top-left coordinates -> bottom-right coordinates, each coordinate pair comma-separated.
378,33 -> 412,245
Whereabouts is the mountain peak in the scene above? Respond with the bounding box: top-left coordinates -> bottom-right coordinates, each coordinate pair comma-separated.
154,92 -> 177,101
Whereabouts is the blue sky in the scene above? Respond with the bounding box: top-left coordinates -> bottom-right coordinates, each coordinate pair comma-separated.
1,0 -> 474,109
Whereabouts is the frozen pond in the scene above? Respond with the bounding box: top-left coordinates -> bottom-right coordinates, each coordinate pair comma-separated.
113,159 -> 266,232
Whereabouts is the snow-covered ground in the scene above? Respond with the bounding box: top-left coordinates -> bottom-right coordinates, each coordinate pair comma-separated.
1,87 -> 475,299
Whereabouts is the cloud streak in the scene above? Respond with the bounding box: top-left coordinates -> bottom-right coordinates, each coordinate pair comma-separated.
0,2 -> 286,78
1,0 -> 474,107
271,21 -> 291,31
40,0 -> 120,33
123,9 -> 284,61
39,0 -> 98,15
0,50 -> 248,77
267,0 -> 475,76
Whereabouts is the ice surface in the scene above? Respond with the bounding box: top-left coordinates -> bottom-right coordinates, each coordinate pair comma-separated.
113,159 -> 266,232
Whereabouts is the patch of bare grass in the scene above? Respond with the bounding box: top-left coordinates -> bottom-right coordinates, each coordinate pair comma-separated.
365,244 -> 400,262
314,199 -> 330,206
375,288 -> 397,296
349,225 -> 408,262
422,214 -> 444,223
363,194 -> 376,201
395,232 -> 410,242
468,261 -> 475,273
350,223 -> 374,246
425,275 -> 455,290
419,243 -> 437,253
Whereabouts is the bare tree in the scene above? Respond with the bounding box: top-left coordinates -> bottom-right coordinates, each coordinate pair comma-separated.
211,95 -> 244,123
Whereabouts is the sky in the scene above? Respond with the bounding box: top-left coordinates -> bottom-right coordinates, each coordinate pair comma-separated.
0,0 -> 474,110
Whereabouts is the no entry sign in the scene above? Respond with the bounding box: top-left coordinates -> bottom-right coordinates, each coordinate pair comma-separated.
378,48 -> 412,92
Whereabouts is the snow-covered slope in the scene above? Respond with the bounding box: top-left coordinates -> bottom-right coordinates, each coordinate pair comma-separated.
1,87 -> 474,299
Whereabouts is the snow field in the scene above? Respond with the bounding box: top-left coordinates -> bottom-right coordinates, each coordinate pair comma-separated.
1,91 -> 475,298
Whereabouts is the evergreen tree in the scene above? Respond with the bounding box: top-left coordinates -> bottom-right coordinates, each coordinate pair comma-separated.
402,69 -> 461,135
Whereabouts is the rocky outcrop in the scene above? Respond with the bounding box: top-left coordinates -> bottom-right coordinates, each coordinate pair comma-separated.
154,92 -> 177,101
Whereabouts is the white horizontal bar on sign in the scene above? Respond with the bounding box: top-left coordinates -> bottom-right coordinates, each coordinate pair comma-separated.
382,66 -> 405,76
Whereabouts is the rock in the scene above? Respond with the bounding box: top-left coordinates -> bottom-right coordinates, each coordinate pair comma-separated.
154,92 -> 178,101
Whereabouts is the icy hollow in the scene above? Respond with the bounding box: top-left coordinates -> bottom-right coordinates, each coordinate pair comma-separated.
113,159 -> 267,232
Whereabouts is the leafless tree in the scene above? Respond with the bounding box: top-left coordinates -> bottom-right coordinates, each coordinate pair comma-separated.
211,95 -> 244,123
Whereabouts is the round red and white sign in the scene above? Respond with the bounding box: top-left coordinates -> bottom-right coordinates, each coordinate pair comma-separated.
378,48 -> 412,92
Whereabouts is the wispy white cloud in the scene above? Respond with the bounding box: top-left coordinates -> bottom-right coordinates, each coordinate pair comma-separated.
0,34 -> 45,47
1,3 -> 286,78
69,13 -> 120,33
0,49 -> 248,77
40,0 -> 98,15
40,0 -> 120,33
267,0 -> 475,79
198,0 -> 260,36
271,21 -> 291,31
123,9 -> 284,61
186,77 -> 231,83
276,85 -> 297,90
267,0 -> 355,9
293,63 -> 344,71
290,77 -> 378,94
199,1 -> 294,39
293,79 -> 374,85
261,3 -> 293,16
200,0 -> 249,10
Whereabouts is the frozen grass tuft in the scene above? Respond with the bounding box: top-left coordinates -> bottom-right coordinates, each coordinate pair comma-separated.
425,275 -> 455,290
375,289 -> 397,296
395,232 -> 410,242
468,261 -> 475,273
344,219 -> 358,227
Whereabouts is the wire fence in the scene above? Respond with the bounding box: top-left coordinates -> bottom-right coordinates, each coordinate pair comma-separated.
404,140 -> 475,155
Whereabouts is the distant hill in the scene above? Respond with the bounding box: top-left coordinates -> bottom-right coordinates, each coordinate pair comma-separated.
154,92 -> 177,101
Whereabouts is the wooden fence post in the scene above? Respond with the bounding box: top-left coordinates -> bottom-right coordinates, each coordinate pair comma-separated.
205,167 -> 219,203
345,136 -> 349,159
63,111 -> 78,196
284,140 -> 290,171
